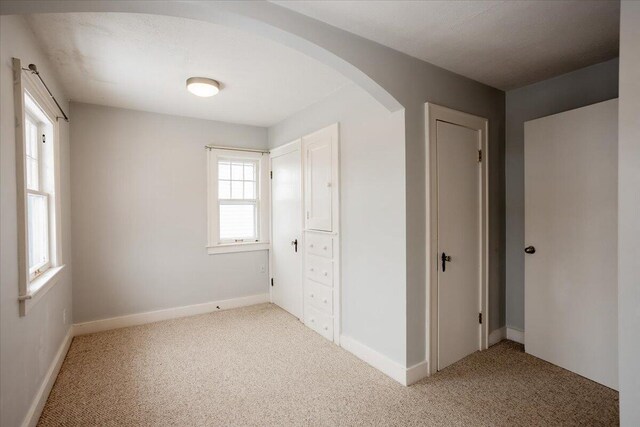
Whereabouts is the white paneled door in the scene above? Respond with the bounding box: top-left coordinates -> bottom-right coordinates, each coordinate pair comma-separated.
270,143 -> 303,319
437,120 -> 481,371
524,99 -> 618,389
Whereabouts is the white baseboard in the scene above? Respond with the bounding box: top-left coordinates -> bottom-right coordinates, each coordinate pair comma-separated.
406,360 -> 429,385
489,326 -> 506,346
340,335 -> 428,386
507,327 -> 525,344
22,328 -> 73,427
73,293 -> 270,336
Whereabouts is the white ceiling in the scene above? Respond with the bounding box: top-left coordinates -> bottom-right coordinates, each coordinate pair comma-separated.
25,13 -> 350,127
272,0 -> 620,90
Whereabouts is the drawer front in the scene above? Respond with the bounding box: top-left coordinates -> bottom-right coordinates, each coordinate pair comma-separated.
305,280 -> 333,315
306,254 -> 333,287
305,306 -> 333,341
306,233 -> 333,259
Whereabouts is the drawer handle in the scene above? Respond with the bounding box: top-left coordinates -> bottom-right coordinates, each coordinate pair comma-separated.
310,267 -> 315,272
323,271 -> 328,277
310,318 -> 315,323
310,244 -> 314,248
310,293 -> 315,298
323,246 -> 328,250
324,326 -> 328,330
323,298 -> 328,303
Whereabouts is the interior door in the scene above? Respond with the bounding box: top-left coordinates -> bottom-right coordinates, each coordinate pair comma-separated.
304,132 -> 333,232
524,99 -> 618,389
437,120 -> 481,371
271,145 -> 303,319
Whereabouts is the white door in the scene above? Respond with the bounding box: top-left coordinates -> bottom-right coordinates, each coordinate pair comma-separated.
271,144 -> 303,319
524,99 -> 618,389
304,128 -> 334,232
437,120 -> 481,371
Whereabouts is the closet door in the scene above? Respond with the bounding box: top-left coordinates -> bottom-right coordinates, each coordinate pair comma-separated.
524,99 -> 618,389
304,125 -> 338,232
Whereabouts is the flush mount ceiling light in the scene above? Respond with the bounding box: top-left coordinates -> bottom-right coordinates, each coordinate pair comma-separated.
186,77 -> 220,97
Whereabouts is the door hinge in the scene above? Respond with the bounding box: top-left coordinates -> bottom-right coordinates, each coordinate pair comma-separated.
270,170 -> 273,179
478,150 -> 482,162
271,278 -> 274,287
479,312 -> 483,324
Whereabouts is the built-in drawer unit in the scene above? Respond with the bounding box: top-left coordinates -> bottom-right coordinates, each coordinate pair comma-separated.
306,254 -> 333,287
306,233 -> 333,259
305,306 -> 333,341
305,279 -> 333,315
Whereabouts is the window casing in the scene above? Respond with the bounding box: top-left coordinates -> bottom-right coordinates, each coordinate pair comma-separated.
207,149 -> 269,254
14,57 -> 65,316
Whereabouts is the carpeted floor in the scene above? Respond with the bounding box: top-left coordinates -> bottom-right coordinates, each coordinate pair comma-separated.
39,303 -> 618,426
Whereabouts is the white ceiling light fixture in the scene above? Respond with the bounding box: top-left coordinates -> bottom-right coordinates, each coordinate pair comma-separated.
186,77 -> 220,97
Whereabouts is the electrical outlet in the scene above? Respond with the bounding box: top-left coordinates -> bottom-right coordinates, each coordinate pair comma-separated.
63,309 -> 67,325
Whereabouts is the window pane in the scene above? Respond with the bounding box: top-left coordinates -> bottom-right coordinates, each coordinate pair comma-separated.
218,180 -> 231,199
26,157 -> 39,191
26,119 -> 39,191
231,181 -> 243,199
218,161 -> 230,180
244,164 -> 254,181
27,193 -> 49,270
219,204 -> 256,240
244,181 -> 255,199
231,163 -> 244,180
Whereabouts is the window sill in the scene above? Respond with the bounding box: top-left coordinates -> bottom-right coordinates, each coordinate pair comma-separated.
19,265 -> 65,316
207,242 -> 270,255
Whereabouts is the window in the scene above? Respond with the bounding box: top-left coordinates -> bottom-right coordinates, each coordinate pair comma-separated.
207,149 -> 269,254
14,62 -> 65,316
25,111 -> 51,279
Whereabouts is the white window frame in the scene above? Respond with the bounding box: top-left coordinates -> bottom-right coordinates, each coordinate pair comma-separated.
13,58 -> 65,316
206,148 -> 270,254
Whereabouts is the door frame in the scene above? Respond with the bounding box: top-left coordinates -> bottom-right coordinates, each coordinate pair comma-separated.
425,103 -> 489,375
269,139 -> 304,319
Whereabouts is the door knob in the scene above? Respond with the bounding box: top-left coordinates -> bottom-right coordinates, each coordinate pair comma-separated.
441,252 -> 452,272
524,246 -> 536,254
291,239 -> 298,252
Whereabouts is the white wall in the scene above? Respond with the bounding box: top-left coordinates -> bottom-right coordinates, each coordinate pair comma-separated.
70,103 -> 269,323
0,15 -> 73,427
618,1 -> 640,425
269,84 -> 407,364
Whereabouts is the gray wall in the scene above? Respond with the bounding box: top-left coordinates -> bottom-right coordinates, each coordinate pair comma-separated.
505,58 -> 619,331
618,2 -> 640,424
0,0 -> 506,368
70,103 -> 269,323
0,16 -> 73,427
269,84 -> 407,364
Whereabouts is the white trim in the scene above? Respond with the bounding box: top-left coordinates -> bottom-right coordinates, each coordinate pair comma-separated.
340,335 -> 407,385
73,293 -> 269,336
406,360 -> 430,385
21,265 -> 65,314
340,335 -> 428,386
425,103 -> 490,375
14,58 -> 65,316
21,328 -> 73,427
206,242 -> 269,255
489,326 -> 506,346
506,327 -> 525,344
206,148 -> 270,253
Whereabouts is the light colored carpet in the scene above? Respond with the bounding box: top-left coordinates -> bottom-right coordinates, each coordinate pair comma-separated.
39,303 -> 618,426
